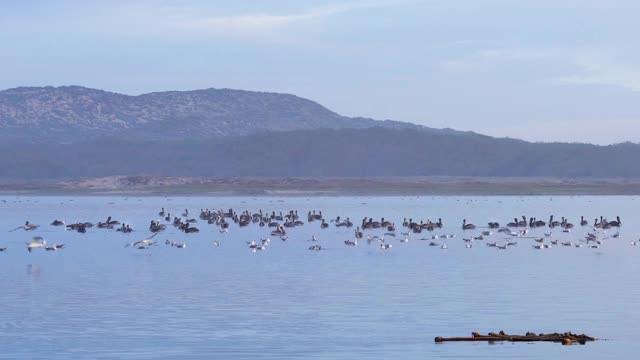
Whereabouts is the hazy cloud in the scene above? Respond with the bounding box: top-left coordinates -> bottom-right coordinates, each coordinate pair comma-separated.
558,53 -> 640,91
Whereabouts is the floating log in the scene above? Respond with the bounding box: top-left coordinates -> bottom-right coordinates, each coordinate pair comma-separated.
435,331 -> 596,345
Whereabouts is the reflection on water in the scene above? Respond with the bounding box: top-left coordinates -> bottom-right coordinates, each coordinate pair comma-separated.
0,195 -> 640,359
26,264 -> 42,280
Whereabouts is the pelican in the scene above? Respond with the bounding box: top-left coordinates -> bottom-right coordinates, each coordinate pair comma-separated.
462,219 -> 476,230
126,233 -> 158,248
11,221 -> 39,232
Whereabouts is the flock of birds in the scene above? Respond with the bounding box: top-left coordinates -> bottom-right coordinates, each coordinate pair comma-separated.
0,206 -> 633,255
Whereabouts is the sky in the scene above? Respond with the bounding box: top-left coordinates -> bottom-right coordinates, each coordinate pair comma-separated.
1,0 -> 640,144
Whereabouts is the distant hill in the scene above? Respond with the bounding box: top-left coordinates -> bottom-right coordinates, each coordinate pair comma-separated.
0,86 -> 458,143
2,128 -> 640,180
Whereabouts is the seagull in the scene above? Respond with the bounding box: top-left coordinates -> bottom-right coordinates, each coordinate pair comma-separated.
213,240 -> 220,247
465,243 -> 473,248
344,239 -> 357,246
380,243 -> 392,250
440,244 -> 448,249
400,236 -> 409,243
26,237 -> 46,252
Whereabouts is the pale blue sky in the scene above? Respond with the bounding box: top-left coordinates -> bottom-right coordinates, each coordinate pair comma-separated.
2,0 -> 640,144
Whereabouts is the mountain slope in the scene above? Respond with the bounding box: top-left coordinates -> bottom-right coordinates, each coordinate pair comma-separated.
2,128 -> 639,180
0,86 -> 442,143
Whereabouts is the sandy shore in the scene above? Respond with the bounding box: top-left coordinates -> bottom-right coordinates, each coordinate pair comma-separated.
2,176 -> 640,196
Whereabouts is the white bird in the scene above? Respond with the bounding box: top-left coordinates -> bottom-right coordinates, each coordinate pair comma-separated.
465,243 -> 473,248
400,236 -> 409,243
440,244 -> 448,249
26,237 -> 46,252
213,240 -> 220,247
380,243 -> 392,250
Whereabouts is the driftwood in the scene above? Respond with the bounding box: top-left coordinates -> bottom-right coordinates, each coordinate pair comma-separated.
435,331 -> 596,345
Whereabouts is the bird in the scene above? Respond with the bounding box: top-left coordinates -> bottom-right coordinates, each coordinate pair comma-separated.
11,221 -> 39,232
26,237 -> 46,252
462,219 -> 476,230
344,239 -> 357,246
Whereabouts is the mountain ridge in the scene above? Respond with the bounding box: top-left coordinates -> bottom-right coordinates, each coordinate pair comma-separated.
0,85 -> 467,143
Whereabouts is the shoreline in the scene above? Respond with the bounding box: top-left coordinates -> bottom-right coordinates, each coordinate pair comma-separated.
2,176 -> 640,196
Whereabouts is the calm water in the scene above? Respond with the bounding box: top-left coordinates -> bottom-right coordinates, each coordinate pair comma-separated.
1,195 -> 639,359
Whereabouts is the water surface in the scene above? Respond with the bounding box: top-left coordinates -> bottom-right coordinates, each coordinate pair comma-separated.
1,196 -> 639,359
